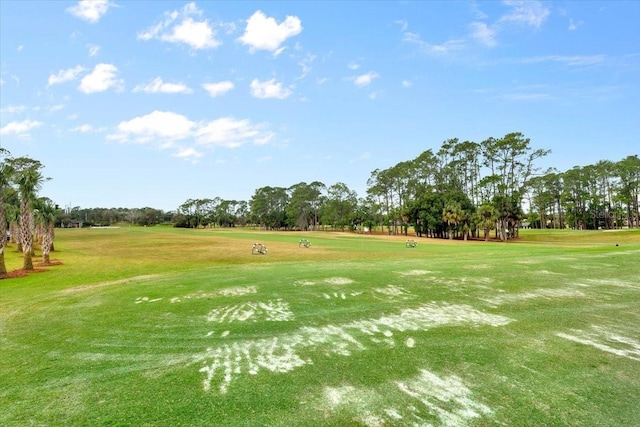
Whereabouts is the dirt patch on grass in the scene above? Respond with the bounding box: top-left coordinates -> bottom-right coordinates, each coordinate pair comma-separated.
1,268 -> 49,279
35,259 -> 64,267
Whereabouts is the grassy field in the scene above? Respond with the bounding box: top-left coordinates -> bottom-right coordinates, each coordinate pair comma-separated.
1,227 -> 639,426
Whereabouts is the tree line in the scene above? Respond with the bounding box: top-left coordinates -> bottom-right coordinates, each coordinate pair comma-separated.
2,133 -> 638,276
173,132 -> 637,237
1,148 -> 55,277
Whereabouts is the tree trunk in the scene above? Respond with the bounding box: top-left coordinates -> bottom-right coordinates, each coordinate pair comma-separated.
41,224 -> 54,266
23,250 -> 33,270
0,250 -> 6,278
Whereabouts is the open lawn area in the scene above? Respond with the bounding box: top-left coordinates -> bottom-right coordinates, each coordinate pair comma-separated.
1,227 -> 639,426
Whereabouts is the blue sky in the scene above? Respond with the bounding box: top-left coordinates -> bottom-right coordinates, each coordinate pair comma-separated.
1,0 -> 638,211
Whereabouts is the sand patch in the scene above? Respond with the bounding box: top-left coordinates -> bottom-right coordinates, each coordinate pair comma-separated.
314,369 -> 492,426
464,264 -> 490,270
515,259 -> 541,265
294,280 -> 317,286
206,299 -> 294,323
321,385 -> 384,426
218,286 -> 259,297
537,270 -> 563,275
294,277 -> 355,286
396,369 -> 492,425
581,278 -> 639,290
199,338 -> 310,393
373,285 -> 413,300
348,304 -> 511,339
173,285 -> 258,303
134,297 -> 163,304
556,326 -> 640,361
323,291 -> 363,299
60,274 -> 163,294
325,277 -> 355,285
481,288 -> 585,306
198,303 -> 511,393
436,276 -> 494,286
398,270 -> 433,276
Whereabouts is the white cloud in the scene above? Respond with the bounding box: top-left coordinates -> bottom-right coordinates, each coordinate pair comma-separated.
70,124 -> 105,133
347,61 -> 360,70
49,104 -> 65,112
394,19 -> 408,32
67,0 -> 113,23
500,0 -> 550,28
138,2 -> 220,50
502,92 -> 554,101
471,1 -> 488,20
163,17 -> 220,49
88,44 -> 101,56
0,105 -> 28,114
349,152 -> 371,163
470,22 -> 497,47
220,21 -> 237,35
108,111 -> 275,158
174,147 -> 203,162
297,53 -> 316,80
402,80 -> 413,88
568,18 -> 583,31
403,32 -> 465,54
133,77 -> 193,94
250,78 -> 292,99
0,120 -> 42,136
17,45 -> 24,52
195,117 -> 272,148
253,132 -> 275,146
521,55 -> 605,66
109,111 -> 194,143
48,66 -> 86,86
238,10 -> 302,53
353,72 -> 379,87
430,39 -> 466,54
79,63 -> 123,93
202,81 -> 234,97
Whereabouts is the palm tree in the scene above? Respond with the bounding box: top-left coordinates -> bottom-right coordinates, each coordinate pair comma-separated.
0,149 -> 14,278
14,160 -> 45,270
442,201 -> 462,240
34,198 -> 57,265
476,203 -> 498,242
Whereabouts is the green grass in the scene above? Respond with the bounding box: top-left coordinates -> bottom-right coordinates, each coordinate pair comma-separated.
1,227 -> 639,426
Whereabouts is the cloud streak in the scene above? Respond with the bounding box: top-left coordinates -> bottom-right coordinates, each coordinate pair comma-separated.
133,77 -> 193,94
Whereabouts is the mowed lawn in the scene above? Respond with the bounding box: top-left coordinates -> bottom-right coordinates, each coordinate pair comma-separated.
1,227 -> 639,426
